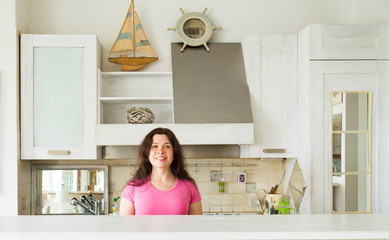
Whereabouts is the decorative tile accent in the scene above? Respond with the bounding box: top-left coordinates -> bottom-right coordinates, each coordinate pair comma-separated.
210,171 -> 223,182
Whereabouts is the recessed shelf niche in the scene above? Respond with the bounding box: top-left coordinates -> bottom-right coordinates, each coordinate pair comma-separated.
98,71 -> 173,124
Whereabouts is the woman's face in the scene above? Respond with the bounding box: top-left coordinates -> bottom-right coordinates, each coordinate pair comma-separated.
148,134 -> 174,169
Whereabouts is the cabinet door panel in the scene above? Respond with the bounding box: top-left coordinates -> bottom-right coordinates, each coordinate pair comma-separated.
321,61 -> 377,214
242,34 -> 298,158
21,34 -> 100,159
261,48 -> 288,146
33,47 -> 84,147
307,24 -> 389,60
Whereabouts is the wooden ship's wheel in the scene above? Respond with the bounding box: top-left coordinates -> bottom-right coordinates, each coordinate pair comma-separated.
168,7 -> 222,52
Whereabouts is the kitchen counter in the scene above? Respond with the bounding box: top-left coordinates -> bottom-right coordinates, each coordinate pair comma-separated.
1,214 -> 389,240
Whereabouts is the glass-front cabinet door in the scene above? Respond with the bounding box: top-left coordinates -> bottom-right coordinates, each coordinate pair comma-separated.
33,47 -> 84,149
331,92 -> 372,213
21,34 -> 101,159
321,61 -> 378,214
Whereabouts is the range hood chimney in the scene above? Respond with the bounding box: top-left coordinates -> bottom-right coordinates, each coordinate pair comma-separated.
171,42 -> 253,124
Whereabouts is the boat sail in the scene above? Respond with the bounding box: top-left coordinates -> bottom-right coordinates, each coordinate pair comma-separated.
108,0 -> 158,71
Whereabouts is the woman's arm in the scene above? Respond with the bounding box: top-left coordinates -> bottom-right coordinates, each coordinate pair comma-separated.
119,197 -> 135,215
188,201 -> 202,215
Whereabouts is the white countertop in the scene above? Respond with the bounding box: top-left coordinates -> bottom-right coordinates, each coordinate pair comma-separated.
1,214 -> 389,240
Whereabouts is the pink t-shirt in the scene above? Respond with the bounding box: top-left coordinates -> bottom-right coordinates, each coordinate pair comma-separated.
121,178 -> 201,215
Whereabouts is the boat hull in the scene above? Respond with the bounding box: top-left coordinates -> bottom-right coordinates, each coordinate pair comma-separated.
109,57 -> 158,71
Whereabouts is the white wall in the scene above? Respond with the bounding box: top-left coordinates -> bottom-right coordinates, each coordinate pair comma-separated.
355,0 -> 389,23
1,0 -> 389,215
27,0 -> 361,72
26,0 -> 389,72
0,0 -> 19,215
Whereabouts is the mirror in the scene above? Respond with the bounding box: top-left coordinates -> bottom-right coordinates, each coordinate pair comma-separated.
32,165 -> 108,215
331,92 -> 371,213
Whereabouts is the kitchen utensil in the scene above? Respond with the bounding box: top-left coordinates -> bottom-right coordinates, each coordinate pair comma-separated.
278,198 -> 295,214
256,189 -> 283,215
270,185 -> 278,194
269,159 -> 287,194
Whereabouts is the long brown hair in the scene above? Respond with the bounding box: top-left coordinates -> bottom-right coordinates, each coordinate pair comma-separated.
128,127 -> 195,186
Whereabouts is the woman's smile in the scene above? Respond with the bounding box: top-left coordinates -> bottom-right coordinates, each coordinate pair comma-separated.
149,134 -> 174,168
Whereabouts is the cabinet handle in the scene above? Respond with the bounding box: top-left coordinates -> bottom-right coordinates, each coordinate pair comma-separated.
263,148 -> 286,153
47,150 -> 71,155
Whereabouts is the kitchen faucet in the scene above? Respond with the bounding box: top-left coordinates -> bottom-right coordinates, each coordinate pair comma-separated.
70,193 -> 102,215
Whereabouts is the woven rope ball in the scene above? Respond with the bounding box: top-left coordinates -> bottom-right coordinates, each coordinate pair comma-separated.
127,107 -> 155,124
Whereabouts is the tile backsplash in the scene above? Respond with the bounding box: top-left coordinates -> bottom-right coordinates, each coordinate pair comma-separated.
110,158 -> 284,213
20,158 -> 286,214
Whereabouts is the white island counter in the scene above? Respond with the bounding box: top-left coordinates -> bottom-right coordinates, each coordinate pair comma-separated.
1,214 -> 389,240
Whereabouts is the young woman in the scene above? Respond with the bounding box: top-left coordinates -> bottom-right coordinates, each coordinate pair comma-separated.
120,127 -> 202,215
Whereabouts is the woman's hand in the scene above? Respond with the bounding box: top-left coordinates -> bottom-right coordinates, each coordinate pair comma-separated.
188,201 -> 203,215
119,197 -> 135,215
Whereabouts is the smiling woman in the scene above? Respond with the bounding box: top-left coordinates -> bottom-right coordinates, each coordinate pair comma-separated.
119,127 -> 202,215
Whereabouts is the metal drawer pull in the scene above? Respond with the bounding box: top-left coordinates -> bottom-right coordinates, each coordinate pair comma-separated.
263,148 -> 286,153
47,150 -> 71,155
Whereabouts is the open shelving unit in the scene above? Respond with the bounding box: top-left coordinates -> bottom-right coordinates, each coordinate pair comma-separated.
98,71 -> 173,124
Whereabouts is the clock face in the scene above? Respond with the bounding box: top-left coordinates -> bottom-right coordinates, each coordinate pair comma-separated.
176,12 -> 213,47
169,8 -> 221,51
183,18 -> 206,39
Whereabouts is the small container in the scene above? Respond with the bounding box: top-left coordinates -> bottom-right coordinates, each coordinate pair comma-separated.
112,196 -> 120,215
72,205 -> 78,213
218,174 -> 225,193
278,197 -> 295,214
218,182 -> 225,192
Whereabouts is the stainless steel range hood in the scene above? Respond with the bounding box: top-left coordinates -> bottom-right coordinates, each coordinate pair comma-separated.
171,42 -> 253,124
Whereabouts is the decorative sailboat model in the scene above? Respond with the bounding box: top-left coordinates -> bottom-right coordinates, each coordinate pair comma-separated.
108,0 -> 158,71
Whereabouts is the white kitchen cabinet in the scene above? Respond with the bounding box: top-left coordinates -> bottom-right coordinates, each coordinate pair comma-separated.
298,24 -> 389,214
306,24 -> 389,60
241,34 -> 298,158
21,34 -> 101,159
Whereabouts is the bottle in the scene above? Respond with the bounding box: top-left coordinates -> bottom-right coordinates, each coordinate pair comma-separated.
218,174 -> 225,193
72,205 -> 78,213
112,196 -> 120,215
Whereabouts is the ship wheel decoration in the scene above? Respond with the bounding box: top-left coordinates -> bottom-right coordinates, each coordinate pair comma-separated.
168,7 -> 222,52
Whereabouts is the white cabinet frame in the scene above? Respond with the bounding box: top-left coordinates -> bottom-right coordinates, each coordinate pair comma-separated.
322,61 -> 379,213
298,24 -> 389,213
21,34 -> 100,159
